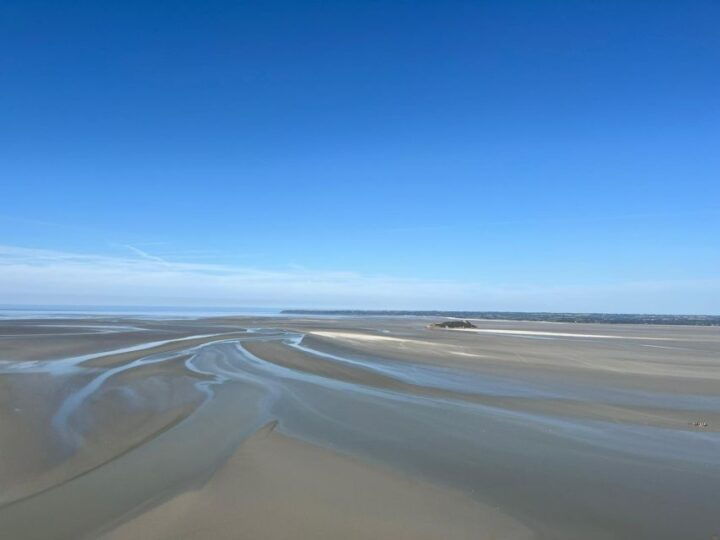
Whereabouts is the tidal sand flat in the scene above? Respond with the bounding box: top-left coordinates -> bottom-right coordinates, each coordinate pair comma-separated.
0,316 -> 719,539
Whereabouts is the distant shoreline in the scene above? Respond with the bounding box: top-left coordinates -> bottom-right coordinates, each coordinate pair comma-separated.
281,310 -> 720,326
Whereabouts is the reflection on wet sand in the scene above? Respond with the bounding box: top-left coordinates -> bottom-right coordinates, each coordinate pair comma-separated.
0,316 -> 719,539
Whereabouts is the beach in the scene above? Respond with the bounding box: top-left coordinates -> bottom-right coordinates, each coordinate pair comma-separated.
1,315 -> 719,539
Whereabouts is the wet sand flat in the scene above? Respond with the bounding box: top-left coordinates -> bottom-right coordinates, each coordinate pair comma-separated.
0,315 -> 719,539
100,423 -> 533,540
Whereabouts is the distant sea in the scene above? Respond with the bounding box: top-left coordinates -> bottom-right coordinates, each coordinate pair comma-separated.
0,305 -> 283,319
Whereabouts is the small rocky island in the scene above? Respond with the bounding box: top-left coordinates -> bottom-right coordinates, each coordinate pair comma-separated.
429,319 -> 477,329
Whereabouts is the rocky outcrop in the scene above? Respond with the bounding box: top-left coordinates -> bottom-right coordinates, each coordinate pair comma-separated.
430,320 -> 476,329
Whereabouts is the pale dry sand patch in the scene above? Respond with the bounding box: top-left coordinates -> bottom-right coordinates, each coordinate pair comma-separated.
454,328 -> 674,340
449,351 -> 490,358
309,330 -> 488,355
310,330 -> 424,345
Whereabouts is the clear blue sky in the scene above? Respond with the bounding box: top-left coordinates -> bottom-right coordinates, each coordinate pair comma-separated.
1,1 -> 719,312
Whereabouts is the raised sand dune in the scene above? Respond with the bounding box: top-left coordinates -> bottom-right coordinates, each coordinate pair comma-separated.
0,316 -> 719,539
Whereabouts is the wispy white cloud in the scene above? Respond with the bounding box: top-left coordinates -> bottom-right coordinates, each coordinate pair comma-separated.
117,244 -> 169,264
0,244 -> 472,307
0,244 -> 717,313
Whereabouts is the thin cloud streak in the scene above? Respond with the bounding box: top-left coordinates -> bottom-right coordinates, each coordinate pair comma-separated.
118,244 -> 169,264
